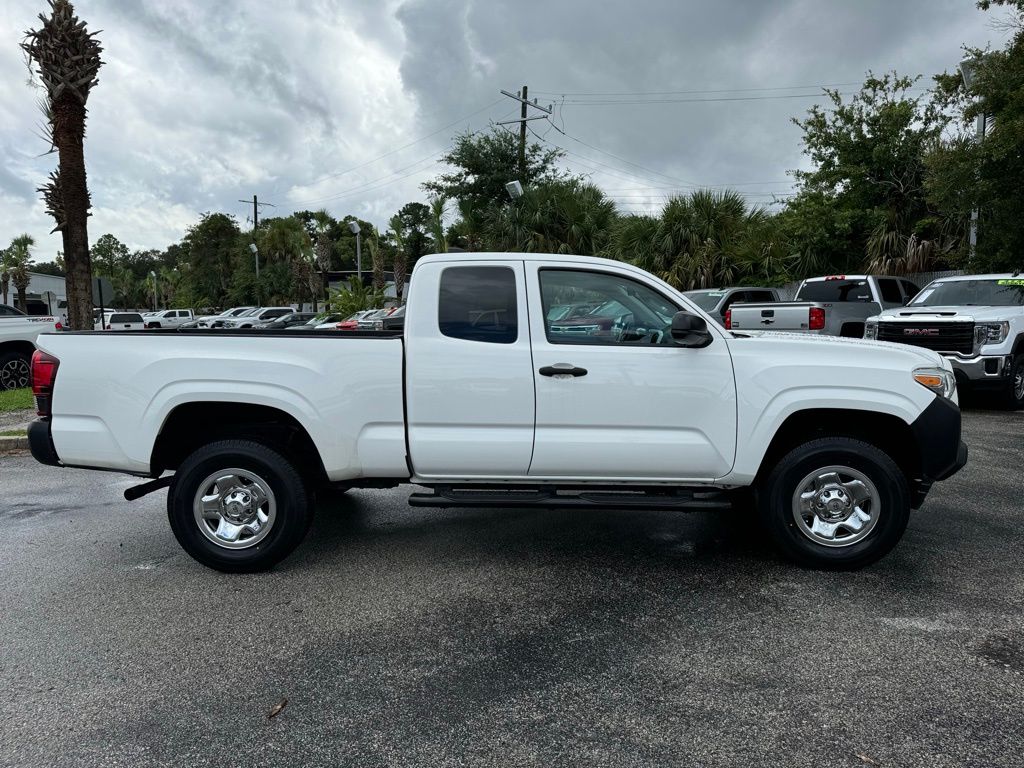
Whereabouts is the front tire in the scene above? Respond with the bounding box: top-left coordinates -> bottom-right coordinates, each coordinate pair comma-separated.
758,437 -> 910,570
0,351 -> 31,391
997,355 -> 1024,410
167,439 -> 312,572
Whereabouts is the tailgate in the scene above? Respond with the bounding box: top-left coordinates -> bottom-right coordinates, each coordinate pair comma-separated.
728,302 -> 816,331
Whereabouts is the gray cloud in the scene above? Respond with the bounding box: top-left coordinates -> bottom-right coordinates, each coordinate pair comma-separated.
0,0 -> 1014,257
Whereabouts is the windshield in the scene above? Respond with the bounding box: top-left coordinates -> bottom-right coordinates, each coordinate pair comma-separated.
683,290 -> 726,311
797,279 -> 872,302
910,278 -> 1024,307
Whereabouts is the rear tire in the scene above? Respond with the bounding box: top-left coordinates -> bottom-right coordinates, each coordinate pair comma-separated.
758,437 -> 910,570
167,439 -> 312,572
0,351 -> 31,390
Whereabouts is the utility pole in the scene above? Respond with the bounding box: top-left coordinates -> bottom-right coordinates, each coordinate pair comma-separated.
498,87 -> 552,183
238,195 -> 275,231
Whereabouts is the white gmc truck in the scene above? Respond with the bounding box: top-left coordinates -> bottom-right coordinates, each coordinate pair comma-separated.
27,254 -> 967,572
867,274 -> 1024,409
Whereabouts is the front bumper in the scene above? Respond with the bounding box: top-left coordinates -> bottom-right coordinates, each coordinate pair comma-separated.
942,353 -> 1014,383
908,396 -> 968,507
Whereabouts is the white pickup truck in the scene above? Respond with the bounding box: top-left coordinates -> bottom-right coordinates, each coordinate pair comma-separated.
867,273 -> 1024,409
0,308 -> 62,390
28,253 -> 967,572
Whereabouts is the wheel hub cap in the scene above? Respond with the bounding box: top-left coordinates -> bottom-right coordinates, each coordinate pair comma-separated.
192,469 -> 277,550
792,466 -> 880,548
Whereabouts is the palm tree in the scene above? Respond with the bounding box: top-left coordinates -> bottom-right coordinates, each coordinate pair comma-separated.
389,215 -> 407,303
485,180 -> 617,255
22,1 -> 103,330
4,235 -> 35,311
367,232 -> 386,293
311,209 -> 333,302
427,195 -> 448,253
0,248 -> 13,306
450,198 -> 485,252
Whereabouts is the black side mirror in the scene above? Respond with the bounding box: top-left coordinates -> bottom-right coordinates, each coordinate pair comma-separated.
670,311 -> 714,348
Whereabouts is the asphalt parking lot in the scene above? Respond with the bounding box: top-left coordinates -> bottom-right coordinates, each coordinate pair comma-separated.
1,410 -> 1022,768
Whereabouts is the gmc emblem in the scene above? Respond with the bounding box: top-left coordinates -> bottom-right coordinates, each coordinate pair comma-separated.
904,328 -> 940,336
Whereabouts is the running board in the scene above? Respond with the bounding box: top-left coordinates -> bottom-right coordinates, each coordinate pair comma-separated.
408,486 -> 732,512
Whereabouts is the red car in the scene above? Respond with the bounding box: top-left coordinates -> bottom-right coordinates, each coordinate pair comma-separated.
336,310 -> 373,331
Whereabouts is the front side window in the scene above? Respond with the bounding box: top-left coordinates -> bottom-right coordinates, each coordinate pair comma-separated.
540,269 -> 679,346
438,266 -> 518,344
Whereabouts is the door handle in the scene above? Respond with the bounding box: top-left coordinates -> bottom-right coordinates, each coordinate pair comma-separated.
539,363 -> 588,377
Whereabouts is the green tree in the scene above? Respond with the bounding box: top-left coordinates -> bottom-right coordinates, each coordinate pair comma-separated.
427,196 -> 448,253
787,73 -> 953,275
422,127 -> 566,213
389,215 -> 407,303
926,2 -> 1024,270
607,190 -> 789,290
22,0 -> 103,330
179,213 -> 243,306
326,276 -> 385,317
90,233 -> 130,276
484,180 -> 617,256
4,235 -> 36,311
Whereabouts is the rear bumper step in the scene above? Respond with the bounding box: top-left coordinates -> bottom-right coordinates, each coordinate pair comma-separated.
409,486 -> 732,511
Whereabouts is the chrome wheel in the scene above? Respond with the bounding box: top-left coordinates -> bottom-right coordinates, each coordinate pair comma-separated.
0,356 -> 30,390
192,468 -> 277,550
1014,364 -> 1024,401
792,465 -> 880,548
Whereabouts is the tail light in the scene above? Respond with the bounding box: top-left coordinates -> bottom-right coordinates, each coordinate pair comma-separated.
724,308 -> 732,329
809,307 -> 826,330
31,350 -> 60,417
54,321 -> 62,331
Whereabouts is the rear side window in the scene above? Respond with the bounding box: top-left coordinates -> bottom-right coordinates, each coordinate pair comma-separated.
900,280 -> 920,301
438,266 -> 518,344
111,313 -> 143,323
0,304 -> 24,316
797,279 -> 872,303
878,279 -> 902,303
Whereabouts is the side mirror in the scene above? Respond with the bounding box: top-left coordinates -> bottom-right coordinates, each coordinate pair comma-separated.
670,311 -> 714,348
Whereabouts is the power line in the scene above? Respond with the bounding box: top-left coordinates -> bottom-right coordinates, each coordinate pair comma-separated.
553,89 -> 927,106
286,151 -> 444,209
531,82 -> 866,97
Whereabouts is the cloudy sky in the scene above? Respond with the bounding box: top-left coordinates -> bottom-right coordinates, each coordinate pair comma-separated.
0,0 -> 1014,260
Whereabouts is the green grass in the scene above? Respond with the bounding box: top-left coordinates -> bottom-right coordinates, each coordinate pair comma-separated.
0,388 -> 34,413
0,429 -> 26,437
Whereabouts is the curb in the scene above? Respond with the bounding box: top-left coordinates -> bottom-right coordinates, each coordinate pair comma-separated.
0,435 -> 29,451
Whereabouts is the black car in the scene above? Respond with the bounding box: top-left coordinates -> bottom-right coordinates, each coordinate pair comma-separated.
261,312 -> 318,330
381,305 -> 406,331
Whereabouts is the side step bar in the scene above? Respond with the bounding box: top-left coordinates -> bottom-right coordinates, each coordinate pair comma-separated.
408,486 -> 732,512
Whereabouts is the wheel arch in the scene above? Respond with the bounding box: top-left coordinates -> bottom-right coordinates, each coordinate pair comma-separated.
0,339 -> 37,358
753,408 -> 921,489
151,401 -> 327,485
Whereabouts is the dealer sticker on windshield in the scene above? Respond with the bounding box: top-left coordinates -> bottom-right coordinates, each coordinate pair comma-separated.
997,279 -> 1024,286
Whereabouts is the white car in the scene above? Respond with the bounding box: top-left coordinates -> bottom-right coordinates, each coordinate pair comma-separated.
93,311 -> 146,331
0,308 -> 61,390
144,309 -> 194,328
28,252 -> 966,572
196,307 -> 256,328
222,307 -> 293,329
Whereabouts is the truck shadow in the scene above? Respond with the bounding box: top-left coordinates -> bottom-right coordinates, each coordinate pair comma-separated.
294,487 -> 780,571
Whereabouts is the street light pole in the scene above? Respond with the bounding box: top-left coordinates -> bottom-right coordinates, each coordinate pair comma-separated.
249,243 -> 260,305
149,270 -> 157,310
347,221 -> 362,282
960,57 -> 988,266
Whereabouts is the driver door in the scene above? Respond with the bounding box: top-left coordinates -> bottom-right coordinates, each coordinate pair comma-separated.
526,263 -> 737,481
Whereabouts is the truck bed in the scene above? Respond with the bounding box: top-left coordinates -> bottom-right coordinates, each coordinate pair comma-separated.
36,330 -> 408,480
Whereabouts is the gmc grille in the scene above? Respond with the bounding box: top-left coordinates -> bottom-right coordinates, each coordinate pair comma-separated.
877,321 -> 974,354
